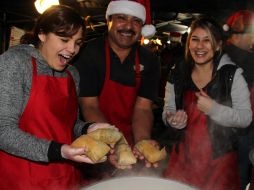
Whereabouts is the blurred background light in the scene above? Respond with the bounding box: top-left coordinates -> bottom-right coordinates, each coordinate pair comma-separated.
34,0 -> 59,14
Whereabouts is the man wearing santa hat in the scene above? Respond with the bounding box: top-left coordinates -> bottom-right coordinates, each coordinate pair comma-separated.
223,9 -> 254,190
74,0 -> 161,179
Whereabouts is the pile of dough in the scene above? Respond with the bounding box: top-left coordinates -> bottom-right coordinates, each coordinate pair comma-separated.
134,140 -> 167,163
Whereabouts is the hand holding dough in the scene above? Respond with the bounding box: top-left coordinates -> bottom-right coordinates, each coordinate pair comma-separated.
71,135 -> 110,163
135,140 -> 167,163
115,142 -> 137,166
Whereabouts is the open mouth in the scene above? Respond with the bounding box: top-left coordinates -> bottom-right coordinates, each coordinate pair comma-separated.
195,51 -> 206,56
59,54 -> 72,65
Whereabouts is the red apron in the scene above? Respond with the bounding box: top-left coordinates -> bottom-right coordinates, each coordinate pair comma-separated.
164,91 -> 240,190
98,40 -> 141,145
0,57 -> 81,190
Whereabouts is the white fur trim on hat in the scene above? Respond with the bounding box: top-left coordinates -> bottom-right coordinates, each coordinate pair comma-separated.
106,1 -> 146,23
142,24 -> 156,38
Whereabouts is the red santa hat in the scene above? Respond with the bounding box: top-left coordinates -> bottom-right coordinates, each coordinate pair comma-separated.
105,0 -> 156,38
223,10 -> 254,33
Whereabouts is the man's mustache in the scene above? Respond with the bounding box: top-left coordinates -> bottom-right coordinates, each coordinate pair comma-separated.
117,29 -> 136,35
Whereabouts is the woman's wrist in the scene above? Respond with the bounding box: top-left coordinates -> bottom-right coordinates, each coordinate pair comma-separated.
48,141 -> 65,162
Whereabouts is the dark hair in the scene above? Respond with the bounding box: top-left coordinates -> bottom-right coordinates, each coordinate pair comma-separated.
20,32 -> 34,44
185,16 -> 223,70
22,5 -> 86,47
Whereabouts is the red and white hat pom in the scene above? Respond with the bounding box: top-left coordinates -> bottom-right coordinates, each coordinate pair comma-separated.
139,0 -> 156,38
142,24 -> 156,38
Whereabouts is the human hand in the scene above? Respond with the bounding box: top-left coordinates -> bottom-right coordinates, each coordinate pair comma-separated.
166,110 -> 187,129
61,144 -> 106,164
87,122 -> 118,134
133,140 -> 159,168
195,89 -> 213,114
108,150 -> 133,170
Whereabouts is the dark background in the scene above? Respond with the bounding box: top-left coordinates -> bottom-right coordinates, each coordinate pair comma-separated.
0,0 -> 254,53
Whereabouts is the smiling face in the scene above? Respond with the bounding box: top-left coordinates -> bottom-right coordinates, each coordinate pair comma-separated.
188,27 -> 219,66
38,27 -> 84,71
107,14 -> 143,50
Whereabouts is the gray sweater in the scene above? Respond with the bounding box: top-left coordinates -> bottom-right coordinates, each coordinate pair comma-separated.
0,44 -> 85,162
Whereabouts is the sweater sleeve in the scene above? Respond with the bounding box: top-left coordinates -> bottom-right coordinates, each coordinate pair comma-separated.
208,68 -> 252,127
0,49 -> 50,162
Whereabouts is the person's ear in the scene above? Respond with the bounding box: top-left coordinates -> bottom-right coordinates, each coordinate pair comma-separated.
38,33 -> 46,43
